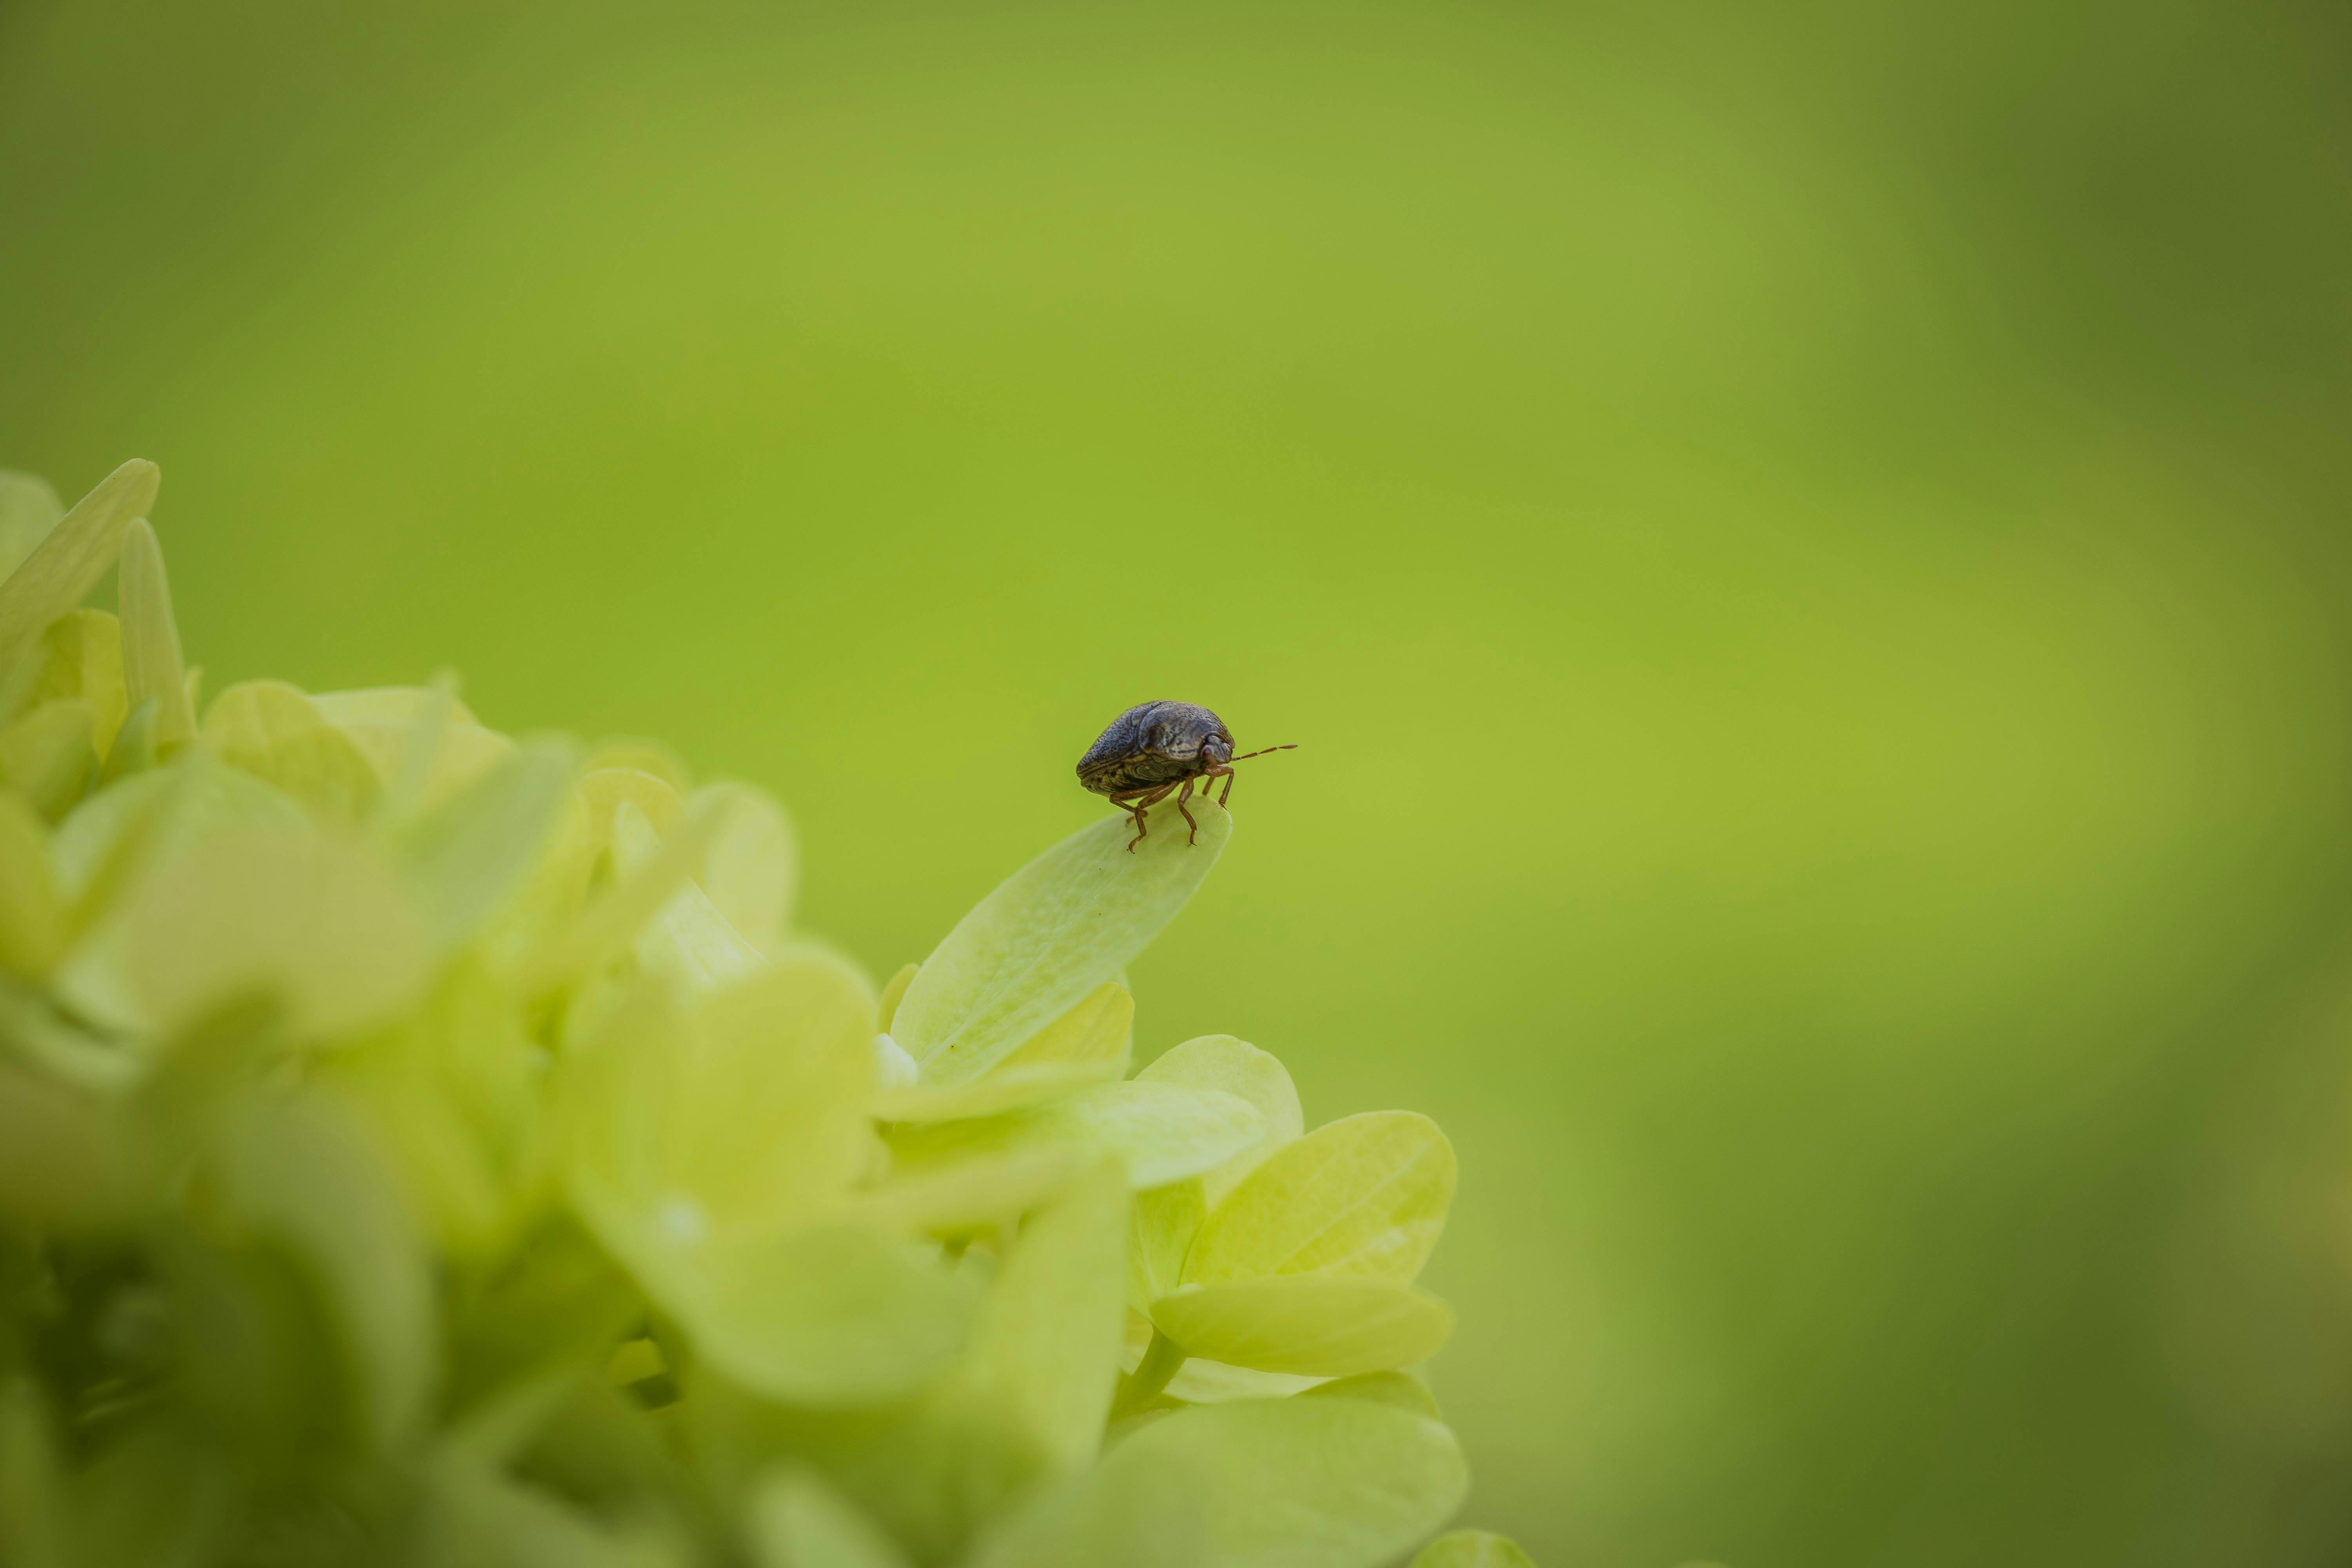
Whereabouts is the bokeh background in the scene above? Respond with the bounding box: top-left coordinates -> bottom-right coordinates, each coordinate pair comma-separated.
7,1 -> 2352,1561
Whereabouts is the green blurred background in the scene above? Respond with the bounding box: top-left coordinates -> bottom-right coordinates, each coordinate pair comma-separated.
8,0 -> 2352,1561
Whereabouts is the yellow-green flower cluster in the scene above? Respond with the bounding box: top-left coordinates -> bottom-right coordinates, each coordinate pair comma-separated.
0,462 -> 1534,1567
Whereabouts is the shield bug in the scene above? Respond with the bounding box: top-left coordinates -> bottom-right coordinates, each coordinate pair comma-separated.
1076,700 -> 1296,851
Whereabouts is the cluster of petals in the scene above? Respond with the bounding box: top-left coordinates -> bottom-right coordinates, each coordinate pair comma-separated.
0,461 -> 1531,1568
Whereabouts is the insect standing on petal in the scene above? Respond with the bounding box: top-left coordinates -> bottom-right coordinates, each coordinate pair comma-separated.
1077,701 -> 1297,851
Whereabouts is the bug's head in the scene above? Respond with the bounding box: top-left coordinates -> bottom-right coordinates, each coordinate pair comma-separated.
1200,733 -> 1235,767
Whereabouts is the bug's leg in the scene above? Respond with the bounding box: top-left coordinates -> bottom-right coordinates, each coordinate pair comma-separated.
1174,778 -> 1199,844
1210,765 -> 1234,808
1109,793 -> 1148,851
1111,790 -> 1153,851
1124,784 -> 1180,851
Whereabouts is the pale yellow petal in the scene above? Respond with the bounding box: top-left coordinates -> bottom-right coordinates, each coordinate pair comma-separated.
893,803 -> 1229,1085
747,1468 -> 913,1568
875,962 -> 919,1033
309,686 -> 482,729
844,1143 -> 1082,1238
561,957 -> 875,1237
888,1082 -> 1263,1191
119,826 -> 433,1041
202,680 -> 382,824
1162,1358 -> 1327,1403
319,961 -> 548,1259
51,748 -> 306,927
873,1031 -> 920,1090
315,684 -> 513,826
361,675 -> 461,830
20,610 -> 126,754
585,736 -> 693,792
508,790 -> 726,996
878,982 -> 1136,1121
1411,1531 -> 1539,1568
0,701 -> 95,821
995,981 -> 1134,1075
972,1397 -> 1465,1568
210,1092 -> 435,1449
0,459 -> 156,666
671,955 -> 877,1225
1128,1178 -> 1205,1314
932,1159 -> 1130,1474
612,798 -> 769,999
581,768 -> 686,868
392,740 -> 582,955
1138,1036 -> 1303,1209
1149,1278 -> 1454,1377
1182,1112 -> 1455,1287
874,1060 -> 1125,1124
95,699 -> 156,786
693,780 -> 797,956
644,1223 -> 981,1407
47,757 -> 320,1034
1301,1370 -> 1442,1416
0,791 -> 64,977
115,519 -> 196,753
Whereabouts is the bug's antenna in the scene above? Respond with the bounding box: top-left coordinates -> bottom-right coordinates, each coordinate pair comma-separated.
1227,744 -> 1298,763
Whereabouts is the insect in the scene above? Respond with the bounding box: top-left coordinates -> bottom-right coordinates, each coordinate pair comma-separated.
1076,701 -> 1297,851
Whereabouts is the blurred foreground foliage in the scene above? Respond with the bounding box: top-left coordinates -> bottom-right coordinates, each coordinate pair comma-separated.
0,462 -> 1524,1567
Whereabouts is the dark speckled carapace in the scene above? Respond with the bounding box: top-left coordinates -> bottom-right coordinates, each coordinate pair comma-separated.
1077,701 -> 1295,851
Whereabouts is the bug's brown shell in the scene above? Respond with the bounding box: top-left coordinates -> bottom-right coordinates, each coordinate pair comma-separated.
1076,701 -> 1234,797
